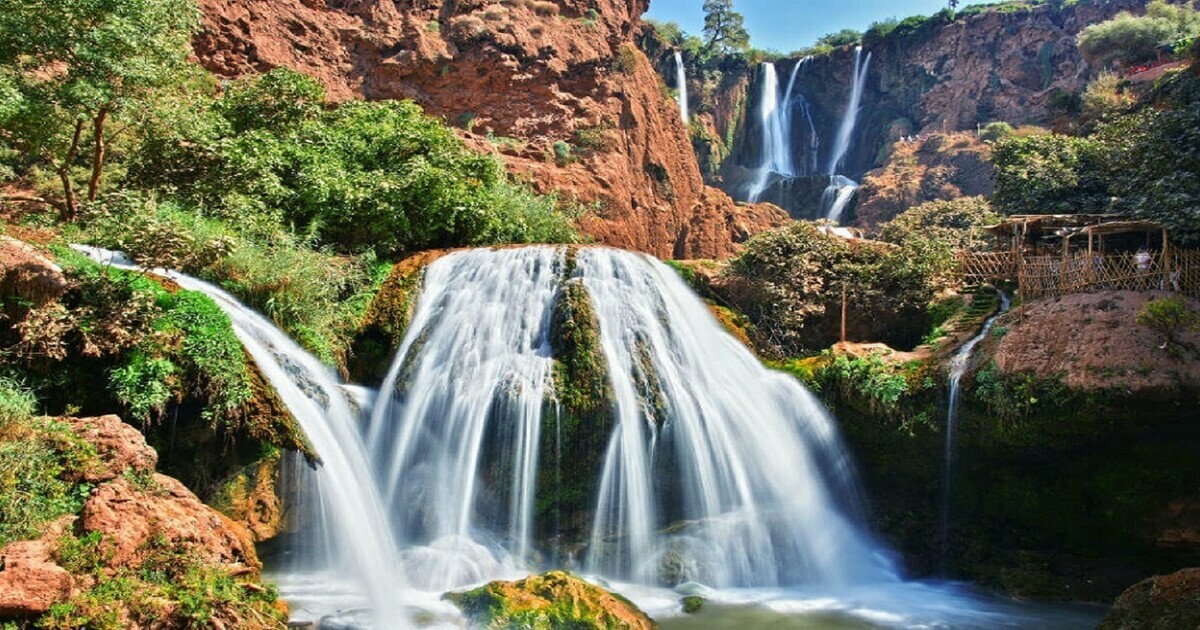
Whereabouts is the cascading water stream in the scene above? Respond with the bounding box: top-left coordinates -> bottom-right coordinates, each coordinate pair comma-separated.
70,245 -> 408,627
366,248 -> 562,591
747,61 -> 803,202
70,245 -> 1102,628
673,51 -> 689,123
822,46 -> 872,222
937,291 -> 1012,570
579,248 -> 896,588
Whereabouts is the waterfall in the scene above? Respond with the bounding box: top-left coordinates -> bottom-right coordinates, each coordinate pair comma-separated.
937,291 -> 1012,569
821,174 -> 860,224
70,245 -> 408,627
674,51 -> 689,123
367,248 -> 561,591
747,62 -> 801,203
819,47 -> 872,223
578,248 -> 895,587
826,46 -> 872,175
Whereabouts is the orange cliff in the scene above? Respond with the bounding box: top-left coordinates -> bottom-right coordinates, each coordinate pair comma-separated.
192,0 -> 787,259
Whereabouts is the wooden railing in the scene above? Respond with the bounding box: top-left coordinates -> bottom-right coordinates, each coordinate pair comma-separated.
958,249 -> 1200,299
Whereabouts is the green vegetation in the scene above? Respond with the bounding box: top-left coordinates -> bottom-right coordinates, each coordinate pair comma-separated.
42,531 -> 283,629
446,571 -> 652,630
722,221 -> 954,357
0,378 -> 94,547
1137,295 -> 1200,356
1077,0 -> 1200,67
991,36 -> 1200,244
702,0 -> 751,56
878,196 -> 999,285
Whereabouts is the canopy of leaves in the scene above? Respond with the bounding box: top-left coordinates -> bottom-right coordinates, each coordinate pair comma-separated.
724,222 -> 943,357
702,0 -> 751,56
1077,1 -> 1200,67
990,132 -> 1110,215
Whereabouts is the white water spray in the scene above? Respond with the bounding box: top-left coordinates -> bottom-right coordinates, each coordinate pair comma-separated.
579,248 -> 896,587
674,51 -> 689,123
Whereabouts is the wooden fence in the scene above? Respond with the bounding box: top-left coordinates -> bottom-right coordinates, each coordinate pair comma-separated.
958,249 -> 1200,299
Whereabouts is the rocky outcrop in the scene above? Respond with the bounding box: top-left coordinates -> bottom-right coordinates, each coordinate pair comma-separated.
192,0 -> 785,259
0,520 -> 74,617
0,236 -> 66,316
0,414 -> 272,621
445,570 -> 658,629
854,132 -> 992,230
992,291 -> 1200,396
1100,568 -> 1200,630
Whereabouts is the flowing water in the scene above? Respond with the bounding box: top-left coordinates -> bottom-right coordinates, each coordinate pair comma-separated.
821,46 -> 872,223
74,245 -> 1100,629
747,61 -> 803,202
937,291 -> 1012,569
674,51 -> 689,123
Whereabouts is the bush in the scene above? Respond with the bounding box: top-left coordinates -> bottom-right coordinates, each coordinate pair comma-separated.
1136,295 -> 1200,355
128,69 -> 578,257
979,121 -> 1015,143
990,132 -> 1110,215
724,221 -> 943,356
1077,1 -> 1200,67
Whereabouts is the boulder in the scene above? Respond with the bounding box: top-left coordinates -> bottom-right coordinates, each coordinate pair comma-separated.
80,474 -> 259,572
0,538 -> 73,617
66,414 -> 158,483
1100,568 -> 1200,630
0,236 -> 67,311
445,570 -> 657,630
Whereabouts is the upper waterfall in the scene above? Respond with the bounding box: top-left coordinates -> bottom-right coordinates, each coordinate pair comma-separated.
747,62 -> 802,202
826,46 -> 872,176
674,51 -> 689,123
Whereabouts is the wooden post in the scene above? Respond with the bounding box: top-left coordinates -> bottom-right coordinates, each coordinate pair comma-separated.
841,286 -> 848,343
1163,228 -> 1172,291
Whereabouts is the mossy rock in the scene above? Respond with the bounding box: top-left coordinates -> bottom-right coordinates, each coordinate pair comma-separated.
348,250 -> 444,385
444,571 -> 658,629
680,595 -> 705,614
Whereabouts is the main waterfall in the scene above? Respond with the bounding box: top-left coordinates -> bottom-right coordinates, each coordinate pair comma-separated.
368,246 -> 895,591
822,46 -> 872,222
74,244 -> 1102,628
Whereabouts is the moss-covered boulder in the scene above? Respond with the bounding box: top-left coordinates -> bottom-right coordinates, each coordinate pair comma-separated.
444,571 -> 657,629
1099,568 -> 1200,630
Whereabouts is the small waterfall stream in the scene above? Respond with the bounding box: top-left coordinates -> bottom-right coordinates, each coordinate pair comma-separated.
937,291 -> 1012,568
747,61 -> 803,202
673,51 -> 689,123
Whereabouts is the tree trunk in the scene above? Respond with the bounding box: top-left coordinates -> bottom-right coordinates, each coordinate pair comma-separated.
58,119 -> 84,220
87,108 -> 109,202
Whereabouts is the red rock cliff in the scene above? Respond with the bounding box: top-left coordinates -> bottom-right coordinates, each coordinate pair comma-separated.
192,0 -> 786,259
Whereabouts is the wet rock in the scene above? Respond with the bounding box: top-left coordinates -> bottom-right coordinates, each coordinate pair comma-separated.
1099,568 -> 1200,630
680,595 -> 704,614
445,570 -> 657,629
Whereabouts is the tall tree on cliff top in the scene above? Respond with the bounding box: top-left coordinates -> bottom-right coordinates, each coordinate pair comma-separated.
0,0 -> 199,217
702,0 -> 751,56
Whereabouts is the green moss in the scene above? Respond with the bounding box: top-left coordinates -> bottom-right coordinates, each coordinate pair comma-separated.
445,571 -> 656,630
681,596 -> 705,614
550,278 -> 611,416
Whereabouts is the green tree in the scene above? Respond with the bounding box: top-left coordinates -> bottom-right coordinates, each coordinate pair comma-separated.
815,29 -> 863,49
990,132 -> 1111,215
0,0 -> 199,216
702,0 -> 751,56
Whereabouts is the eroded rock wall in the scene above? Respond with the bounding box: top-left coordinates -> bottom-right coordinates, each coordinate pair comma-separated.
193,0 -> 786,259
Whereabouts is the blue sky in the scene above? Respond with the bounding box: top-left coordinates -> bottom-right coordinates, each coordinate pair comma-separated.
645,0 -> 992,53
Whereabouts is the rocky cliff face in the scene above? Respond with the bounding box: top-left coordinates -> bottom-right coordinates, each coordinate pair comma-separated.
658,0 -> 1144,220
192,0 -> 785,259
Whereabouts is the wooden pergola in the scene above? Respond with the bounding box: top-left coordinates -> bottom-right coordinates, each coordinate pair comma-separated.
960,215 -> 1198,300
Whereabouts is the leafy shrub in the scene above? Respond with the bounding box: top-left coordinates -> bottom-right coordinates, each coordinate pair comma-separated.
552,140 -> 575,165
979,121 -> 1015,143
128,69 -> 578,257
724,222 -> 943,356
612,44 -> 639,74
1136,295 -> 1200,355
1077,1 -> 1200,67
990,132 -> 1110,215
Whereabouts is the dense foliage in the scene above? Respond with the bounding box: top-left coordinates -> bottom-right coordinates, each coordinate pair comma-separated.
1077,0 -> 1200,67
991,60 -> 1200,244
129,69 -> 578,257
723,222 -> 944,357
